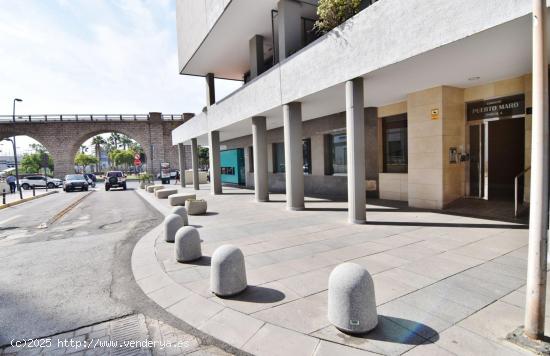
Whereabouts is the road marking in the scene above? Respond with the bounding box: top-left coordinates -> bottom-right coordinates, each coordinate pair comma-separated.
0,215 -> 22,226
40,191 -> 95,228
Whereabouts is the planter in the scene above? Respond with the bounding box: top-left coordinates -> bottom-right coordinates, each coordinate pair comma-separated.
187,199 -> 207,215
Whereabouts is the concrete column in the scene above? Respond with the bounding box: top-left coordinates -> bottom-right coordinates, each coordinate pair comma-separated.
524,0 -> 549,340
283,102 -> 304,210
206,73 -> 215,107
277,0 -> 302,61
252,116 -> 269,202
346,78 -> 367,224
191,138 -> 200,190
177,143 -> 186,188
249,35 -> 265,79
209,130 -> 222,195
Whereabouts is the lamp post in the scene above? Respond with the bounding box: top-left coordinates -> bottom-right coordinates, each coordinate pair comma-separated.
12,98 -> 23,199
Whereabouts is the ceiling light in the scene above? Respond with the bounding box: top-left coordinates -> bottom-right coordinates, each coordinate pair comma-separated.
468,76 -> 480,81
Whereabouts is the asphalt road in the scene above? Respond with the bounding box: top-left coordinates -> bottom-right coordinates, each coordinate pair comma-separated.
0,182 -> 163,346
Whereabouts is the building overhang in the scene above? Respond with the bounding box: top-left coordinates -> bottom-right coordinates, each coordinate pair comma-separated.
173,0 -> 541,146
178,0 -> 318,80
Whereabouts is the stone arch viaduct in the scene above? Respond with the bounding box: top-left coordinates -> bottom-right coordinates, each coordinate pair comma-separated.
0,112 -> 193,178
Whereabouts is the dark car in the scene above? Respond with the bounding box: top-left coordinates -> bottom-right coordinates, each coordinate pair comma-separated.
84,173 -> 97,182
63,174 -> 89,192
105,171 -> 127,191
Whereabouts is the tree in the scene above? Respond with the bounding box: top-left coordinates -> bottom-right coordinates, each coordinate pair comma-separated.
91,135 -> 106,172
314,0 -> 362,33
108,149 -> 134,169
21,152 -> 54,174
74,153 -> 98,173
199,147 -> 209,169
108,133 -> 122,150
29,143 -> 47,153
120,135 -> 133,150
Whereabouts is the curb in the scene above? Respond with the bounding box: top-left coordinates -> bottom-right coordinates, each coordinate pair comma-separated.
0,190 -> 59,210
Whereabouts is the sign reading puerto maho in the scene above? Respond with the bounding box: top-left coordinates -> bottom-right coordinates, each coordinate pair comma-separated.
467,94 -> 525,121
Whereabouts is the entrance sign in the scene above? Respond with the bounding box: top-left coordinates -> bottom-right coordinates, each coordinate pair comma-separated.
467,94 -> 525,121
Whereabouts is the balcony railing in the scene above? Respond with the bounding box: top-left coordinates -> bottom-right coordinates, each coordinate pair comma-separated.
0,114 -> 186,123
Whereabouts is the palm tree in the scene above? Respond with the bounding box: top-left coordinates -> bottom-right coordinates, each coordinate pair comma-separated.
80,145 -> 88,153
91,136 -> 106,172
120,135 -> 133,150
108,133 -> 122,150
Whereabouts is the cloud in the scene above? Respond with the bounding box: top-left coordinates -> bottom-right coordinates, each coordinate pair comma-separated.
0,0 -> 241,116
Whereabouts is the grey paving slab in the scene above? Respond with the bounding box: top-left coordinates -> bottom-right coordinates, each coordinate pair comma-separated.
242,323 -> 319,356
314,340 -> 380,356
132,185 -> 537,356
199,308 -> 264,348
432,326 -> 530,356
312,316 -> 429,356
398,289 -> 476,324
252,291 -> 330,334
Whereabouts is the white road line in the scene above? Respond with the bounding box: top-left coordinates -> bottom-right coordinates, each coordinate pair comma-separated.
0,215 -> 22,226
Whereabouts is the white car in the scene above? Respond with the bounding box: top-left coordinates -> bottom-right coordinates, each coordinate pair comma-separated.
20,175 -> 62,190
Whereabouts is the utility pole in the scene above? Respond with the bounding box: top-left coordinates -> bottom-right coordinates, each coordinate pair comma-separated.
524,0 -> 549,340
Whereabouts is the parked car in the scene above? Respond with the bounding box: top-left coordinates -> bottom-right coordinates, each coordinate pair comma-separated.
84,173 -> 96,188
20,175 -> 63,190
105,171 -> 127,191
63,174 -> 89,192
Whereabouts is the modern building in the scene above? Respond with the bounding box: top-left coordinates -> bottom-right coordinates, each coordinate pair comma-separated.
172,0 -> 544,221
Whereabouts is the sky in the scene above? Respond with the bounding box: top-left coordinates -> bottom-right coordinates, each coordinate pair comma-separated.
0,0 -> 241,154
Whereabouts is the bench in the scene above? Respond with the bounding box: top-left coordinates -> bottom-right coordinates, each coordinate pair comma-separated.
168,193 -> 197,206
146,185 -> 164,193
155,188 -> 178,199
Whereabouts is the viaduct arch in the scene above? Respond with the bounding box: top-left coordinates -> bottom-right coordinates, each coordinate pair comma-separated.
0,112 -> 192,178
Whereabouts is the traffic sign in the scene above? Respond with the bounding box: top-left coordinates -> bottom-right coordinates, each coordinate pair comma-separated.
134,153 -> 141,160
134,159 -> 142,166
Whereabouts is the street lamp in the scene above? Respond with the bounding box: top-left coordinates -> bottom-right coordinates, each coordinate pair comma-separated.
11,98 -> 23,199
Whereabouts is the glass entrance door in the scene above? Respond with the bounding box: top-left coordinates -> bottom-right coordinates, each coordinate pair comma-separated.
468,124 -> 486,199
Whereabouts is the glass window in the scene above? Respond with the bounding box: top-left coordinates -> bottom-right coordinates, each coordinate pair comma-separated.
272,140 -> 312,174
382,114 -> 408,173
303,138 -> 312,174
273,143 -> 285,173
248,146 -> 254,173
326,133 -> 347,175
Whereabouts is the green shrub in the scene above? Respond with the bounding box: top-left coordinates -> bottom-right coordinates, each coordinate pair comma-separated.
314,0 -> 362,33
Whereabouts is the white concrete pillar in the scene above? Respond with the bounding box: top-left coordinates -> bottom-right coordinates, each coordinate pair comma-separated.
206,73 -> 215,107
177,143 -> 186,188
191,138 -> 200,191
346,78 -> 367,224
277,0 -> 302,61
209,130 -> 222,195
252,116 -> 269,202
249,35 -> 265,79
524,0 -> 549,340
283,102 -> 304,210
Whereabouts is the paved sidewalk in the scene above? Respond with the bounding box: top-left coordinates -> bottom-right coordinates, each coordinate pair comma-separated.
0,189 -> 59,208
0,314 -> 231,356
133,184 -> 538,356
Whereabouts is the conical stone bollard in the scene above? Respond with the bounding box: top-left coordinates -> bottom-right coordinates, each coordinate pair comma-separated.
171,206 -> 189,226
163,214 -> 183,243
210,245 -> 247,297
328,262 -> 378,334
174,226 -> 202,262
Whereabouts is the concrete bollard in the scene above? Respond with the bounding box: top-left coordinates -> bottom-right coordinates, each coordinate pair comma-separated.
328,262 -> 378,334
210,245 -> 247,297
163,214 -> 184,243
174,226 -> 202,262
171,206 -> 189,226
